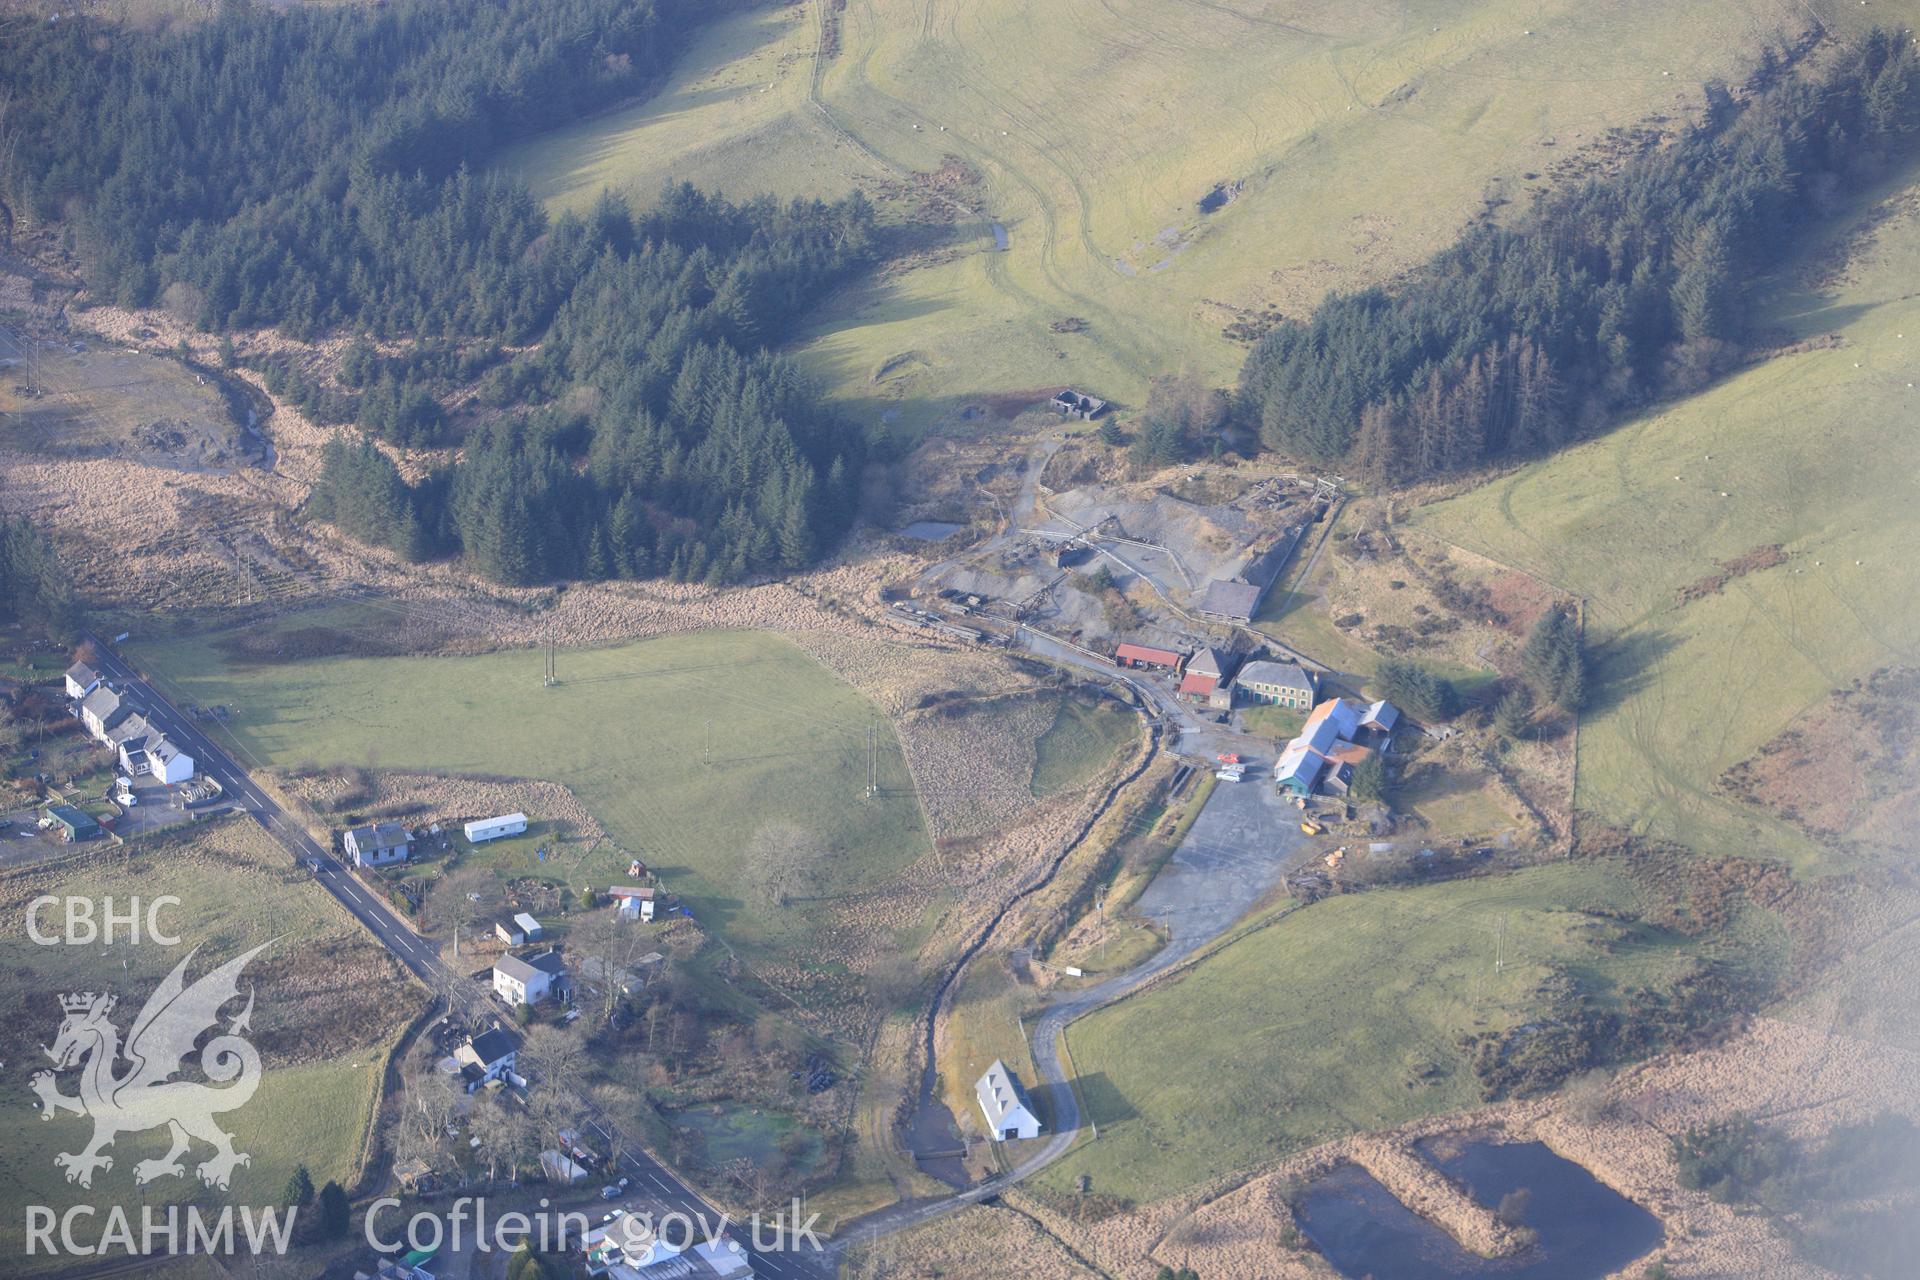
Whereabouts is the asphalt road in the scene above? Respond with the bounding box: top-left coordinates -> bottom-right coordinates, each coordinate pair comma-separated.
86,617 -> 1299,1274
83,634 -> 835,1280
835,778 -> 1314,1249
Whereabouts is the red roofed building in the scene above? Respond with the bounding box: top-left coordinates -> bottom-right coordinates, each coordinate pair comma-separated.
1114,643 -> 1186,672
1179,671 -> 1216,699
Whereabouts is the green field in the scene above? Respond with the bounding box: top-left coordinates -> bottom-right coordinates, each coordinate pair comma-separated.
0,821 -> 408,1270
1238,702 -> 1307,742
1030,693 -> 1139,796
1413,172 -> 1920,874
131,624 -> 933,954
1046,860 -> 1783,1203
502,0 -> 1846,435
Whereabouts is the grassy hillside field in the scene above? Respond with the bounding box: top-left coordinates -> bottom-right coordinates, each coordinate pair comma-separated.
131,625 -> 931,955
1031,693 -> 1139,797
1413,173 -> 1920,875
500,0 -> 1846,435
1045,860 -> 1785,1204
0,820 -> 413,1270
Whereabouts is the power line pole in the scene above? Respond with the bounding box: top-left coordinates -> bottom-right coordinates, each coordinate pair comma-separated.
864,724 -> 877,799
703,718 -> 712,768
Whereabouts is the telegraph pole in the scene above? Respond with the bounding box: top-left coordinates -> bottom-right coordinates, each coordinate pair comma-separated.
864,725 -> 877,799
703,718 -> 712,768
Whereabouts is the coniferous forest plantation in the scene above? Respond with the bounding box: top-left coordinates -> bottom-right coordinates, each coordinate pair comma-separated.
2,4 -> 1916,584
0,0 -> 874,585
1,4 -> 1918,1277
1237,30 -> 1920,480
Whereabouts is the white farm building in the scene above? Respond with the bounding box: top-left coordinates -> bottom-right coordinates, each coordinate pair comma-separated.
976,1059 -> 1043,1142
464,812 -> 528,843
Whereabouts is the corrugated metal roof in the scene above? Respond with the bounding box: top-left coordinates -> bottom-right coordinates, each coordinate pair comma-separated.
1115,643 -> 1184,667
1305,697 -> 1362,739
1274,742 -> 1326,788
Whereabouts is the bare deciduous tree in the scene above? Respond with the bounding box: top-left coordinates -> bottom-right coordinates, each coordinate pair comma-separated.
425,865 -> 501,941
467,1092 -> 535,1185
520,1024 -> 588,1103
746,821 -> 825,910
395,1071 -> 461,1169
571,906 -> 644,1021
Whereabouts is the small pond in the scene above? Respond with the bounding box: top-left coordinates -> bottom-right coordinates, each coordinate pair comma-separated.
1293,1140 -> 1663,1280
898,520 -> 965,541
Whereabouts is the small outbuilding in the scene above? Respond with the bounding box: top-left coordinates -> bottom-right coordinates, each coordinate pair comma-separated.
392,1158 -> 436,1195
539,1150 -> 589,1184
976,1059 -> 1043,1142
608,885 -> 656,922
1359,699 -> 1401,747
46,804 -> 101,843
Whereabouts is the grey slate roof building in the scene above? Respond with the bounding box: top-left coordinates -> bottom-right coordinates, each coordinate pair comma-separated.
466,1028 -> 519,1069
495,953 -> 542,985
975,1058 -> 1043,1141
1234,659 -> 1317,708
1187,647 -> 1231,682
1198,577 -> 1264,622
493,948 -> 569,1007
105,710 -> 156,751
344,821 -> 412,867
64,661 -> 101,699
79,684 -> 136,739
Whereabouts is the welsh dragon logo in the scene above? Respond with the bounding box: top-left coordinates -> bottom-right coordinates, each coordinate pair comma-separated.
30,942 -> 269,1190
